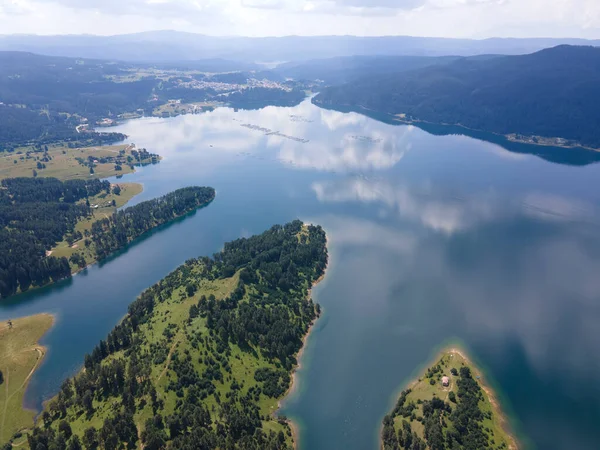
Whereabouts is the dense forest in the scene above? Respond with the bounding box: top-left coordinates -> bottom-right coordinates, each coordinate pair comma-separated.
0,52 -> 155,124
24,220 -> 328,450
0,179 -> 214,299
90,186 -> 215,260
315,45 -> 600,148
224,87 -> 307,109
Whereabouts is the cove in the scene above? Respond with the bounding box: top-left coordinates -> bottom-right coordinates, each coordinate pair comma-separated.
2,98 -> 600,449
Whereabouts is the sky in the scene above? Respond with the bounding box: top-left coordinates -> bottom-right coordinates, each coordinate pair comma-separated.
0,0 -> 599,38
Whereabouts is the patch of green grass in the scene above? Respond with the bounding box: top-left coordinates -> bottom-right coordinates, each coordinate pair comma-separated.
0,314 -> 54,444
50,182 -> 143,272
0,144 -> 140,181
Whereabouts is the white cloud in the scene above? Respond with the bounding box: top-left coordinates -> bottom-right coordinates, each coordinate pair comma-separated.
0,0 -> 599,37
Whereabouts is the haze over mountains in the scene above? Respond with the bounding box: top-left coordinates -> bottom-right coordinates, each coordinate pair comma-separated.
1,31 -> 599,62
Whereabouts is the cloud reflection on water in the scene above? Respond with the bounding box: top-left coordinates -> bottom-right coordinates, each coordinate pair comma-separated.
311,173 -> 600,382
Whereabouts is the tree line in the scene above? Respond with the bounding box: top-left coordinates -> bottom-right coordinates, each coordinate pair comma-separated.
90,186 -> 215,260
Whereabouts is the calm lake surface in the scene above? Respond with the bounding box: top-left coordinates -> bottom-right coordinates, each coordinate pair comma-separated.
2,98 -> 600,449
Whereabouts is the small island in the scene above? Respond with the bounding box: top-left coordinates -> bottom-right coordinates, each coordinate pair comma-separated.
382,348 -> 518,450
22,221 -> 327,449
0,314 -> 54,444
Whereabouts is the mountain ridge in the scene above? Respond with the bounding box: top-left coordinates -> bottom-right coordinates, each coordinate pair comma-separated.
314,45 -> 600,149
0,31 -> 598,62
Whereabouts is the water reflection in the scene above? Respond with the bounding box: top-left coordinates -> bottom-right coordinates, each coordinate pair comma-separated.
3,98 -> 600,450
293,171 -> 600,449
313,177 -> 498,234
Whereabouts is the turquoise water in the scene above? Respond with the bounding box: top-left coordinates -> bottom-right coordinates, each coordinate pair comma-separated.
2,98 -> 600,449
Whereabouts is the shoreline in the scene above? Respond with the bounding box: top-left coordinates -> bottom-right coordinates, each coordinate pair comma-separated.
381,345 -> 519,450
391,116 -> 600,153
317,100 -> 599,153
20,313 -> 55,414
279,234 -> 329,450
445,347 -> 519,450
0,313 -> 55,442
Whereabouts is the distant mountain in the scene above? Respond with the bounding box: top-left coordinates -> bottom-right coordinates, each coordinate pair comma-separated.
0,31 -> 598,62
270,55 -> 463,85
315,45 -> 600,149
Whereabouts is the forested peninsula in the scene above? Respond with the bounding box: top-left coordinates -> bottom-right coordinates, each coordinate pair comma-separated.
0,178 -> 215,299
22,220 -> 327,450
382,349 -> 517,450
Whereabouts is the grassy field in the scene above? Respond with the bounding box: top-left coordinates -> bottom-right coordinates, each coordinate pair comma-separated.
152,101 -> 218,117
387,348 -> 517,450
0,314 -> 54,444
50,182 -> 144,272
0,143 -> 152,181
48,268 -> 293,447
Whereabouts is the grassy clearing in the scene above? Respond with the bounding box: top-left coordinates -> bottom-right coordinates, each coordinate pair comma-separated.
387,348 -> 517,450
0,143 -> 154,181
0,314 -> 54,444
50,183 -> 144,272
54,269 -> 292,446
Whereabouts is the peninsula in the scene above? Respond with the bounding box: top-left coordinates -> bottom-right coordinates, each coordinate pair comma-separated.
0,179 -> 215,300
24,221 -> 327,449
382,348 -> 517,450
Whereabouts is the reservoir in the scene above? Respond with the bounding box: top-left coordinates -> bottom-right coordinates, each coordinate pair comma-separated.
2,98 -> 600,449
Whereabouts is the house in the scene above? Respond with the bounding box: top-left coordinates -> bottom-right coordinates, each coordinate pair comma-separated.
442,376 -> 450,387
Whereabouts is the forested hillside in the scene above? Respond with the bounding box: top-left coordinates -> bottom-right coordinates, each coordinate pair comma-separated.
25,221 -> 328,450
315,45 -> 600,148
0,179 -> 214,299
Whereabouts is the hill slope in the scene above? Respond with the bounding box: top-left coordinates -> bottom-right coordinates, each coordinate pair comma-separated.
315,45 -> 600,149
